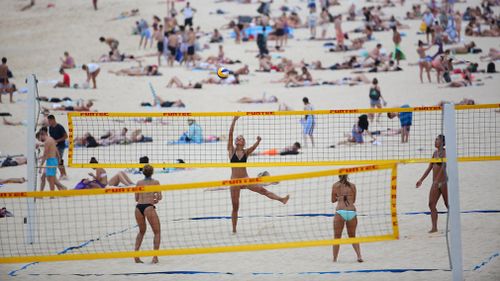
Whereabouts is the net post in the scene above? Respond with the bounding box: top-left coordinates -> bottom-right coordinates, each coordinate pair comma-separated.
443,103 -> 463,281
26,74 -> 38,244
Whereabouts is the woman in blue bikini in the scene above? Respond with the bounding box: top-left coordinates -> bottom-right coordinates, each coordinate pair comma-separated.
331,174 -> 363,262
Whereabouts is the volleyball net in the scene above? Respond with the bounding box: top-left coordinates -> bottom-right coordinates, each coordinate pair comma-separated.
0,164 -> 397,263
67,104 -> 500,168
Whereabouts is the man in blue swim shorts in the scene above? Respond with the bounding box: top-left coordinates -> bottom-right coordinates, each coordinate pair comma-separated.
37,129 -> 66,191
387,104 -> 413,143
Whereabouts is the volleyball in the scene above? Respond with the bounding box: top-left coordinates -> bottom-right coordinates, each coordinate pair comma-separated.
217,67 -> 230,79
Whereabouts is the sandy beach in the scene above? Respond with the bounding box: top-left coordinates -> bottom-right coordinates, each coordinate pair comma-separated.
1,0 -> 499,280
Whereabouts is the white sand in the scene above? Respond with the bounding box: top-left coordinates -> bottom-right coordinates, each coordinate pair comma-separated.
1,0 -> 500,280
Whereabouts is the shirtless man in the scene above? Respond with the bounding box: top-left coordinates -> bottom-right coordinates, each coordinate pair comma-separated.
166,31 -> 180,67
99,37 -> 120,52
37,129 -> 67,192
274,17 -> 286,49
153,25 -> 165,66
366,44 -> 383,64
0,57 -> 13,103
185,27 -> 197,67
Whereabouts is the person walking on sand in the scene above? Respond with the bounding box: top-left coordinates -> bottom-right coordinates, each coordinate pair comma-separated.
416,134 -> 448,233
301,97 -> 315,148
0,57 -> 14,103
417,40 -> 432,83
368,78 -> 386,122
391,26 -> 405,66
36,129 -> 67,192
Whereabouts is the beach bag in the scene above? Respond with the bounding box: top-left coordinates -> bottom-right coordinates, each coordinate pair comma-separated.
443,71 -> 451,83
487,62 -> 496,73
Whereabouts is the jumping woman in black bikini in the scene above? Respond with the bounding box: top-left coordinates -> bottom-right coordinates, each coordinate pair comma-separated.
228,116 -> 290,233
416,134 -> 449,233
134,164 -> 162,263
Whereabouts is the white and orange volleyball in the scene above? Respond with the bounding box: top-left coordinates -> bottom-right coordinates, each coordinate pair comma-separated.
217,67 -> 230,79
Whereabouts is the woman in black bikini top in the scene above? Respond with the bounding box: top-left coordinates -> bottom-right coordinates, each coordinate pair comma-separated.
416,134 -> 449,233
226,116 -> 290,233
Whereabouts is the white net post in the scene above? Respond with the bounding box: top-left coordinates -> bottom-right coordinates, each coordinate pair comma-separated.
443,103 -> 463,281
25,74 -> 37,244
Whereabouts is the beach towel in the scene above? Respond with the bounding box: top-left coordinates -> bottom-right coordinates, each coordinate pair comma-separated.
392,44 -> 406,61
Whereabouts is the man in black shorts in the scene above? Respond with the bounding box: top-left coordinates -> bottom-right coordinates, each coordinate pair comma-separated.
181,2 -> 196,27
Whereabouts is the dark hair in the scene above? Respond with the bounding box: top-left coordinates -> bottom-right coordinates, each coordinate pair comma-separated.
2,57 -> 6,64
89,157 -> 98,163
487,62 -> 496,73
48,115 -> 55,120
376,43 -> 382,48
143,164 -> 154,177
438,134 -> 445,146
59,68 -> 64,74
139,156 -> 149,172
339,174 -> 349,185
372,78 -> 378,85
358,114 -> 369,131
293,142 -> 301,149
139,156 -> 149,164
99,37 -> 105,42
418,40 -> 424,46
302,97 -> 309,103
36,128 -> 47,138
